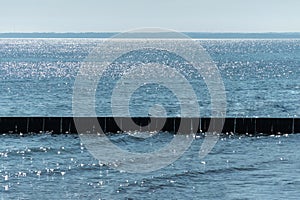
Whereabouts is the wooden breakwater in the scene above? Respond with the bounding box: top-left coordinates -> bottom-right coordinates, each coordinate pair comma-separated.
0,117 -> 299,135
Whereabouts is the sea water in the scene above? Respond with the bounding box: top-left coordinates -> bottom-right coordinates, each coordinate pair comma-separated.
0,38 -> 299,117
0,38 -> 300,199
1,133 -> 300,199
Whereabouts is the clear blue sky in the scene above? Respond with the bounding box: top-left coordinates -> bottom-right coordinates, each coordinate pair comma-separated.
0,0 -> 299,32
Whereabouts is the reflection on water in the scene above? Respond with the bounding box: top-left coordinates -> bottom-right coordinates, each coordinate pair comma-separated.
1,133 -> 300,199
0,39 -> 299,117
0,38 -> 300,199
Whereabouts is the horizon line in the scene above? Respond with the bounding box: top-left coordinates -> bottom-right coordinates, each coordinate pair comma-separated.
1,31 -> 300,34
1,32 -> 300,39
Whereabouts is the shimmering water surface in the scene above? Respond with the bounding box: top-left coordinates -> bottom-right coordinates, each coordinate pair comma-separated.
0,39 -> 299,117
0,38 -> 300,199
1,133 -> 300,199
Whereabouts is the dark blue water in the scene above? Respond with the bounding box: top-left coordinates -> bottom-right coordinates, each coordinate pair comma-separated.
0,38 -> 300,199
0,39 -> 299,117
1,133 -> 300,199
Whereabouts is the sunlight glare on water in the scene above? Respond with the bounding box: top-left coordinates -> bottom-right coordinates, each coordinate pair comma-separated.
0,133 -> 300,199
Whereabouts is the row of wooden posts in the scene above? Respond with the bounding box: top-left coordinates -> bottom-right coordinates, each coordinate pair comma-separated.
0,117 -> 299,135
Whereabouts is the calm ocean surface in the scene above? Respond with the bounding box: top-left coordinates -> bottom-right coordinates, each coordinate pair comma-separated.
0,38 -> 299,117
1,133 -> 300,199
0,38 -> 300,199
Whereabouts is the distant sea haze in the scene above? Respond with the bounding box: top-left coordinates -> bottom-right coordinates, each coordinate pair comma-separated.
1,32 -> 300,38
